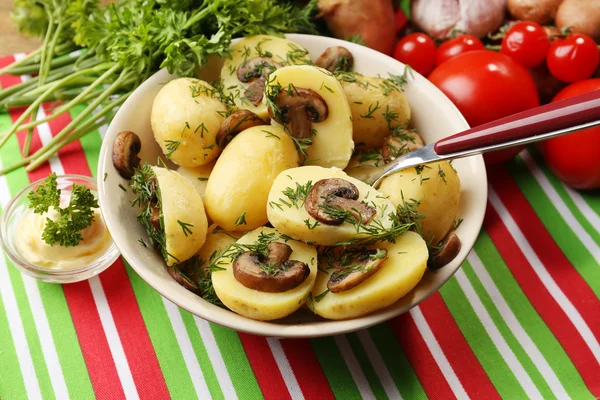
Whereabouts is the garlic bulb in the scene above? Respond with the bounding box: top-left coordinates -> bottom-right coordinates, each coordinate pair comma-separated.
411,0 -> 507,40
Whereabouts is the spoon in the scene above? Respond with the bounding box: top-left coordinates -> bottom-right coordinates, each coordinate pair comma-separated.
350,89 -> 600,187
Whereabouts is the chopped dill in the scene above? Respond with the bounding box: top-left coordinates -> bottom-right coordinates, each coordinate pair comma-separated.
235,211 -> 247,226
177,220 -> 194,237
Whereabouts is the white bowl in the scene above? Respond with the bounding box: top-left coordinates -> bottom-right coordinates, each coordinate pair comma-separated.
97,34 -> 487,338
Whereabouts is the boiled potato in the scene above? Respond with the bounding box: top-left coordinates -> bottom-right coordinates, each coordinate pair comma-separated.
221,35 -> 311,119
197,224 -> 243,267
153,167 -> 208,265
176,161 -> 215,202
312,231 -> 428,320
205,125 -> 299,232
211,227 -> 318,320
377,161 -> 460,245
151,78 -> 226,167
268,65 -> 354,169
267,166 -> 395,246
338,72 -> 411,148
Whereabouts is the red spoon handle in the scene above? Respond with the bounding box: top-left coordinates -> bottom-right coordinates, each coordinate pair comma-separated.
434,89 -> 600,156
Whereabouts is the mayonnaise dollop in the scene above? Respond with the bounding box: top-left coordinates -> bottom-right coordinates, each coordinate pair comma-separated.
16,207 -> 112,270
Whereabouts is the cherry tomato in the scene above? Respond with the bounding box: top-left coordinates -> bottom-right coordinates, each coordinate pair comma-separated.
540,79 -> 600,189
547,34 -> 600,83
435,35 -> 484,66
501,21 -> 550,68
429,50 -> 539,164
393,33 -> 436,76
395,8 -> 408,33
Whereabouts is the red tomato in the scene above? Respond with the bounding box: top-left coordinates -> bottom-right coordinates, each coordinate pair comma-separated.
395,8 -> 408,33
393,33 -> 436,76
540,79 -> 600,189
501,21 -> 550,68
435,35 -> 484,66
429,50 -> 539,164
547,34 -> 600,83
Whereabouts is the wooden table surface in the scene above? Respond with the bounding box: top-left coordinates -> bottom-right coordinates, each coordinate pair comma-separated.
1,0 -> 41,56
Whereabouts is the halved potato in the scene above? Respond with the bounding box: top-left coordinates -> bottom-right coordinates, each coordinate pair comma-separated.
176,161 -> 215,202
153,167 -> 208,265
267,166 -> 395,246
151,78 -> 226,167
377,161 -> 460,245
267,65 -> 354,169
312,231 -> 428,320
211,227 -> 318,320
197,224 -> 243,267
221,35 -> 311,120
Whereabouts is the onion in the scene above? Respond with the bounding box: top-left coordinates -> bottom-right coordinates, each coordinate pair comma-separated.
411,0 -> 507,40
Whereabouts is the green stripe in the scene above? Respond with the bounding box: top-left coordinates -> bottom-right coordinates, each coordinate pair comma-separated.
579,190 -> 600,217
210,325 -> 263,400
461,259 -> 554,399
311,337 -> 362,400
346,332 -> 388,400
179,311 -> 224,400
368,324 -> 427,400
474,230 -> 592,398
125,262 -> 198,398
440,277 -> 528,399
506,155 -> 600,299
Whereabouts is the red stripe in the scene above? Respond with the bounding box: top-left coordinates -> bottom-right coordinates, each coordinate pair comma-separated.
238,333 -> 291,400
421,293 -> 502,399
280,339 -> 335,400
390,313 -> 456,399
484,204 -> 600,395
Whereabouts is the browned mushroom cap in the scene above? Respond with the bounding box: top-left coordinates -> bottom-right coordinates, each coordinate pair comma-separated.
381,131 -> 424,159
268,88 -> 329,139
233,242 -> 310,293
167,263 -> 201,294
305,178 -> 376,225
237,57 -> 282,82
244,76 -> 267,106
315,46 -> 354,73
112,131 -> 141,179
429,233 -> 461,269
327,248 -> 388,293
216,110 -> 267,148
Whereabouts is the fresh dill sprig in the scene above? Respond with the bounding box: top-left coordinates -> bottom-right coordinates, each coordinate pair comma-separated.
177,220 -> 194,237
235,211 -> 247,226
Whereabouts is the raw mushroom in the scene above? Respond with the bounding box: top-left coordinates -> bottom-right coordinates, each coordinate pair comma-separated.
112,130 -> 141,179
429,233 -> 461,269
305,178 -> 376,225
269,88 -> 329,139
381,131 -> 425,159
237,57 -> 283,106
327,249 -> 389,293
233,242 -> 310,292
315,46 -> 354,73
216,110 -> 267,148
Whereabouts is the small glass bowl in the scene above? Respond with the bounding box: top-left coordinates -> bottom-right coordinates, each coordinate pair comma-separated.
0,174 -> 120,283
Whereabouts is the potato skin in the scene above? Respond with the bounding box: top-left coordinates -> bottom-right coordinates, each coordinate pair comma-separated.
205,126 -> 299,232
151,78 -> 226,167
556,0 -> 600,42
339,74 -> 411,148
507,0 -> 564,25
377,161 -> 460,245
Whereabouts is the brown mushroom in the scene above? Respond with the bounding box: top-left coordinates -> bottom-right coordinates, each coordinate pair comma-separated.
305,178 -> 376,225
429,233 -> 461,269
244,77 -> 267,106
237,57 -> 283,106
112,130 -> 141,179
315,46 -> 354,73
216,110 -> 267,148
381,131 -> 424,159
327,248 -> 388,293
268,88 -> 329,139
233,242 -> 310,292
167,263 -> 201,294
150,205 -> 161,231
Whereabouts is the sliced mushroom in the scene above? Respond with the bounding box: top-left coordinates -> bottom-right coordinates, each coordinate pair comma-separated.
315,46 -> 354,73
327,249 -> 388,293
167,263 -> 201,294
216,110 -> 267,147
429,233 -> 461,269
149,205 -> 161,231
112,130 -> 141,179
268,88 -> 329,139
233,242 -> 310,292
381,131 -> 424,159
237,57 -> 282,107
244,76 -> 267,106
305,178 -> 376,225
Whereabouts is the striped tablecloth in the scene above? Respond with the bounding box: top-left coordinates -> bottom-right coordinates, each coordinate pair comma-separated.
1,53 -> 600,400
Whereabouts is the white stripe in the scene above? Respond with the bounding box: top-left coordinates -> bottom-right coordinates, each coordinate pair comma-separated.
489,186 -> 600,365
564,185 -> 600,236
410,307 -> 470,400
468,251 -> 570,399
162,299 -> 211,399
453,270 -> 542,399
267,338 -> 305,400
356,330 -> 402,400
194,317 -> 238,400
334,335 -> 376,400
521,150 -> 600,263
88,277 -> 140,400
34,107 -> 65,175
